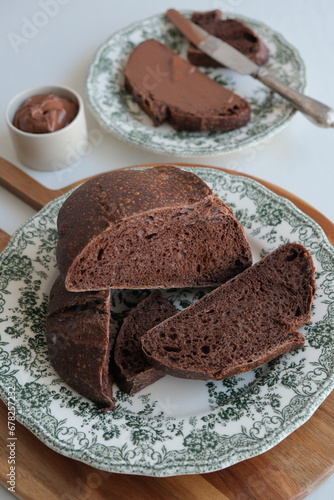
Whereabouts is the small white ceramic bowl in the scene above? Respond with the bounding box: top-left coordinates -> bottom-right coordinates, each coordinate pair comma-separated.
6,84 -> 88,171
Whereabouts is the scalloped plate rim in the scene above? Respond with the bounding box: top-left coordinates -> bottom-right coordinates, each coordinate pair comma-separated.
0,166 -> 333,477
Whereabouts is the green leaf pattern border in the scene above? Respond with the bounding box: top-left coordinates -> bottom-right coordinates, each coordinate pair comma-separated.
85,11 -> 306,157
0,166 -> 333,477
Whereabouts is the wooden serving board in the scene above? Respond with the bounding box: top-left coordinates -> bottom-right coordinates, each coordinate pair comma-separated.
0,160 -> 333,500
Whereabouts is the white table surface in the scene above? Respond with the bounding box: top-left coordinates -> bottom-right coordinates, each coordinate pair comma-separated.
0,0 -> 333,498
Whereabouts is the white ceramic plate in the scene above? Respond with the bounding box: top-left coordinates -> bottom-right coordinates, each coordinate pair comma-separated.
86,11 -> 306,156
0,166 -> 333,477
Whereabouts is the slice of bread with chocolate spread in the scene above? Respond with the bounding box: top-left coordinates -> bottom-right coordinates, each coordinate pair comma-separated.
124,39 -> 251,131
187,10 -> 269,68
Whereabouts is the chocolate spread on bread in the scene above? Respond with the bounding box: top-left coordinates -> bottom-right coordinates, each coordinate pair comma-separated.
187,10 -> 269,68
124,39 -> 251,131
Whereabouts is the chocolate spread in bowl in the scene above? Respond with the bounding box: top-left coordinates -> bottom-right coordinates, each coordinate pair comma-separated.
13,93 -> 78,134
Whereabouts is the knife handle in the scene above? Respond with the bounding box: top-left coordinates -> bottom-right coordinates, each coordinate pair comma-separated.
255,68 -> 334,127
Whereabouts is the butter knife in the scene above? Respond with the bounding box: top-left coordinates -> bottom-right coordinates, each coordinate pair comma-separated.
166,9 -> 334,127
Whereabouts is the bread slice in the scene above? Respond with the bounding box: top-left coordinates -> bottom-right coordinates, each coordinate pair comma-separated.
141,244 -> 316,380
56,166 -> 252,291
187,10 -> 269,67
124,39 -> 251,131
46,276 -> 114,410
112,291 -> 177,394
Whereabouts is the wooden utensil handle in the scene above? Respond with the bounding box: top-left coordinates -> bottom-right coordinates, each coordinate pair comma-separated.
1,159 -> 334,238
0,157 -> 64,210
0,229 -> 10,250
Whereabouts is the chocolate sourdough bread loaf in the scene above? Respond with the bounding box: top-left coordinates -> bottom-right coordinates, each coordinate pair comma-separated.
112,291 -> 177,394
124,39 -> 251,131
46,276 -> 114,410
141,244 -> 316,380
187,10 -> 269,68
56,166 -> 252,291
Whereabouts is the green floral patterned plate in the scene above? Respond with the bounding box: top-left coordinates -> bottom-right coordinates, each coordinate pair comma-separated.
0,166 -> 333,477
86,11 -> 306,156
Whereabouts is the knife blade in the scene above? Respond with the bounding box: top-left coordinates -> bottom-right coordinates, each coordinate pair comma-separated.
166,9 -> 334,127
166,8 -> 257,75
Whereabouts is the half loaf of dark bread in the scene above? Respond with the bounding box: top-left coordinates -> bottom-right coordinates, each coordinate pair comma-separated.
187,10 -> 269,67
56,166 -> 252,291
46,276 -> 114,410
124,39 -> 251,131
112,291 -> 177,394
141,243 -> 316,380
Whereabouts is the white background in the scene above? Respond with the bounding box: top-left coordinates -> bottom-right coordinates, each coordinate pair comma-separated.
0,0 -> 333,498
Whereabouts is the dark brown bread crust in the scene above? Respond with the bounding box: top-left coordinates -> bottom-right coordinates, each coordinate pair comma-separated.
112,291 -> 177,394
187,10 -> 269,67
47,275 -> 110,316
124,39 -> 250,132
56,166 -> 252,291
141,244 -> 316,381
46,276 -> 114,410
